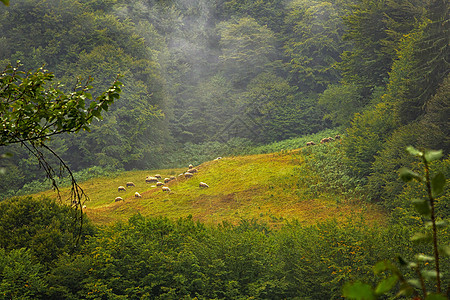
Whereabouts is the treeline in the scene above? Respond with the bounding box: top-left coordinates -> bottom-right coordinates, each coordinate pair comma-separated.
0,0 -> 449,206
1,196 -> 448,299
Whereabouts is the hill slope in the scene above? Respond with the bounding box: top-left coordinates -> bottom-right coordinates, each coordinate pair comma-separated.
36,146 -> 385,226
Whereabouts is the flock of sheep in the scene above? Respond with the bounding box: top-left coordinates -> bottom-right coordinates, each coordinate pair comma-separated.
111,136 -> 339,204
306,134 -> 340,146
114,163 -> 210,203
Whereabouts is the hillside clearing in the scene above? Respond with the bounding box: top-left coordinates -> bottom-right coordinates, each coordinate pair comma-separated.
34,148 -> 386,227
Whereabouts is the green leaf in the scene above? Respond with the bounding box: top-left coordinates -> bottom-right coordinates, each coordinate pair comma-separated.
425,293 -> 447,300
375,275 -> 398,295
424,149 -> 443,162
410,232 -> 432,243
342,281 -> 376,300
412,198 -> 431,217
431,172 -> 446,197
439,245 -> 450,257
406,146 -> 423,157
399,167 -> 422,182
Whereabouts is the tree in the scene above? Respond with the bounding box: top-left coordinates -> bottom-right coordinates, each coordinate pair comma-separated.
338,0 -> 425,97
235,72 -> 299,143
218,17 -> 278,88
283,0 -> 345,93
318,84 -> 363,126
396,0 -> 449,124
0,196 -> 95,264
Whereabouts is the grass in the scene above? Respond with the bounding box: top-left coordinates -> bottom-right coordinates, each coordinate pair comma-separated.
33,141 -> 386,227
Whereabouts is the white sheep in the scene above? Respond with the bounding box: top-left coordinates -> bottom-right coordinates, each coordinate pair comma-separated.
118,186 -> 126,192
164,178 -> 171,184
154,174 -> 162,179
115,197 -> 123,202
135,192 -> 142,198
162,186 -> 171,192
126,182 -> 135,187
199,182 -> 209,188
184,172 -> 193,178
188,164 -> 194,169
146,176 -> 158,183
156,181 -> 164,187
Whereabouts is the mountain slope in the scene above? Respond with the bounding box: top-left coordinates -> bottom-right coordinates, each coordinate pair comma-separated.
36,146 -> 385,226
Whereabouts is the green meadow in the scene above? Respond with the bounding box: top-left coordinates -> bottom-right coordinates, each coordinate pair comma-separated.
34,142 -> 385,227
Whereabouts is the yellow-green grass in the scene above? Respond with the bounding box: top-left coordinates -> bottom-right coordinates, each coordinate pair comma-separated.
33,149 -> 386,227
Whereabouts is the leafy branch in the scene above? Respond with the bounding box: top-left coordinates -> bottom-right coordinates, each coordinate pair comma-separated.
0,62 -> 122,147
343,146 -> 449,300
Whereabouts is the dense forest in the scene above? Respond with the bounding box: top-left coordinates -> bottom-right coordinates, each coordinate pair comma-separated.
0,0 -> 449,196
0,0 -> 449,299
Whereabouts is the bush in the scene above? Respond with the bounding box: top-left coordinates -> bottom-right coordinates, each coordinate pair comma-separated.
0,196 -> 95,265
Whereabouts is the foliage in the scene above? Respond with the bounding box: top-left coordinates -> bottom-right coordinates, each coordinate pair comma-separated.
318,84 -> 364,126
342,102 -> 397,178
422,74 -> 450,154
218,17 -> 279,88
283,0 -> 345,92
0,196 -> 95,265
343,146 -> 449,299
0,63 -> 121,147
236,72 -> 299,143
0,248 -> 47,300
298,140 -> 365,199
338,0 -> 424,96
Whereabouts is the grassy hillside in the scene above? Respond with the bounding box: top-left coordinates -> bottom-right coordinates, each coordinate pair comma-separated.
35,142 -> 386,226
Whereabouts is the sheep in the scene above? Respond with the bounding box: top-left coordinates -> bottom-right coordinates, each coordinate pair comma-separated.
320,138 -> 330,144
154,174 -> 162,179
134,192 -> 142,198
327,137 -> 334,141
156,181 -> 164,187
126,182 -> 135,187
164,178 -> 171,184
115,197 -> 123,202
188,164 -> 194,169
162,186 -> 171,192
334,134 -> 341,140
82,205 -> 87,209
146,176 -> 158,183
189,168 -> 198,173
118,186 -> 126,192
199,182 -> 209,188
306,141 -> 316,146
170,176 -> 176,180
214,157 -> 222,160
184,172 -> 193,178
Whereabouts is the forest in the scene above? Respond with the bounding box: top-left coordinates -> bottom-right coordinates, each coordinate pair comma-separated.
0,0 -> 449,299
